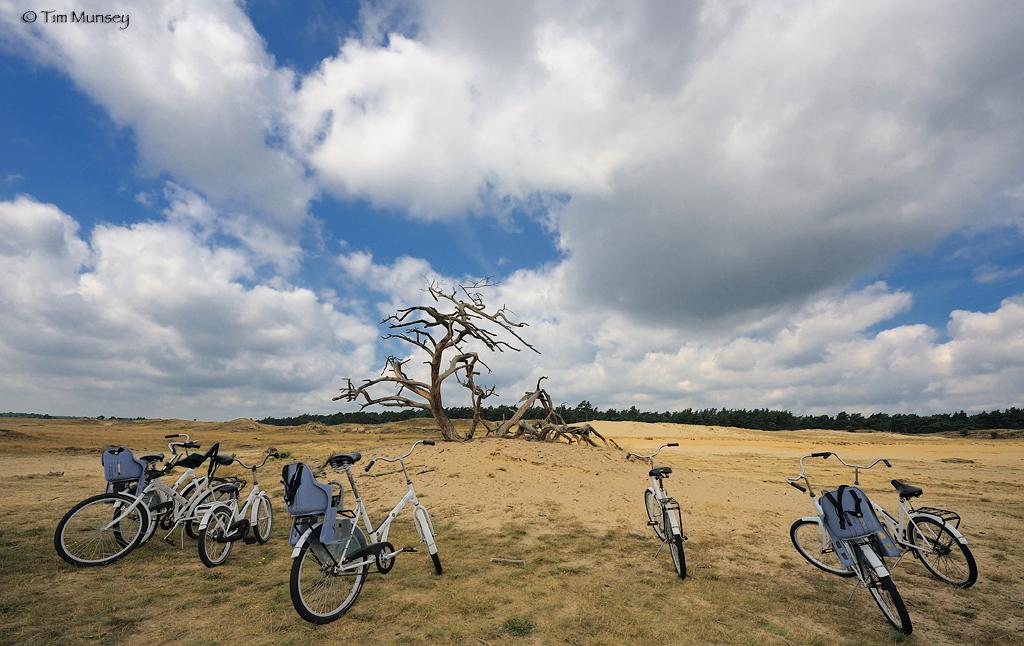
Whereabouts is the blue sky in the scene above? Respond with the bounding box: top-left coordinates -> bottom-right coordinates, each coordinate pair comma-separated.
1,1 -> 1022,419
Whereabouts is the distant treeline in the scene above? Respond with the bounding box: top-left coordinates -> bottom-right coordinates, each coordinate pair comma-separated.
259,403 -> 1024,434
0,411 -> 76,419
1,412 -> 147,420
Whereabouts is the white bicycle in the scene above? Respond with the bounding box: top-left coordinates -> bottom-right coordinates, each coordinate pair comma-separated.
790,451 -> 977,587
627,443 -> 686,579
54,436 -> 237,567
283,440 -> 442,624
196,448 -> 280,567
787,452 -> 912,635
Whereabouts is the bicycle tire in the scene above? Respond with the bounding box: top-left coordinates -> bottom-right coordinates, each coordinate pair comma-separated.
197,506 -> 235,567
431,551 -> 443,575
290,524 -> 369,624
54,493 -> 150,567
856,543 -> 912,635
253,494 -> 273,544
908,515 -> 977,588
645,489 -> 666,541
669,533 -> 687,579
185,483 -> 238,540
789,518 -> 855,577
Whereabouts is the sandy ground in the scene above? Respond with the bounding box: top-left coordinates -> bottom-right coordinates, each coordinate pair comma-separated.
1,417 -> 1022,644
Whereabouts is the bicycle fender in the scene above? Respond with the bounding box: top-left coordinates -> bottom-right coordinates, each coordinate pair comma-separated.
856,541 -> 890,578
291,523 -> 318,558
413,506 -> 437,553
249,492 -> 271,526
910,512 -> 968,545
197,502 -> 233,531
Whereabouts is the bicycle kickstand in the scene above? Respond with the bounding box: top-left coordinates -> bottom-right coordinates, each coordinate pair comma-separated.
654,541 -> 667,559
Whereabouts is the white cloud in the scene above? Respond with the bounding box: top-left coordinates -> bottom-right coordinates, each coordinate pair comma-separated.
338,251 -> 1024,413
1,0 -> 314,261
0,195 -> 377,418
292,1 -> 1024,324
3,2 -> 1023,416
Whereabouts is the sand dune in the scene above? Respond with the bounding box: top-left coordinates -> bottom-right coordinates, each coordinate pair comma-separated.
1,417 -> 1021,644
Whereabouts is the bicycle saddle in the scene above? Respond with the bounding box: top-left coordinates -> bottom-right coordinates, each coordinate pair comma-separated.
649,466 -> 672,477
891,479 -> 923,499
177,442 -> 221,469
214,453 -> 235,466
328,452 -> 362,467
140,453 -> 164,463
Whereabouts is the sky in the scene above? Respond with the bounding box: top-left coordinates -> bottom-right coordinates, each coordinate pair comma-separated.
0,0 -> 1022,420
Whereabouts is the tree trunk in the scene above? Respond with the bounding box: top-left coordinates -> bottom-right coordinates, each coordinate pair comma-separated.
430,356 -> 467,441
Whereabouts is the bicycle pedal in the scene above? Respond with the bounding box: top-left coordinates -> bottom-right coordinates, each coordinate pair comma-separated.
242,536 -> 258,544
162,536 -> 175,545
400,546 -> 418,553
647,521 -> 658,526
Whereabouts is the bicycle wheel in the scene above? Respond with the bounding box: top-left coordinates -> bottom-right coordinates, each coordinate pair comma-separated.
430,551 -> 443,575
790,519 -> 855,577
669,534 -> 687,579
54,493 -> 150,567
253,494 -> 273,544
645,489 -> 666,541
290,524 -> 369,624
909,516 -> 978,588
197,507 -> 235,567
856,545 -> 912,635
186,483 -> 238,539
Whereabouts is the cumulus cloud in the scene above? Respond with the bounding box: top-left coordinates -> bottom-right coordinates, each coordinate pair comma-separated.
0,0 -> 314,259
338,251 -> 1024,413
293,1 -> 1024,323
3,2 -> 1023,415
0,195 -> 377,418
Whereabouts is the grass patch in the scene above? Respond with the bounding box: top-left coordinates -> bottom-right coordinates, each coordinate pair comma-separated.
502,616 -> 536,636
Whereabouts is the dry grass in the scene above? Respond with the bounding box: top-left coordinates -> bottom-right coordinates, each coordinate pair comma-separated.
1,417 -> 1022,645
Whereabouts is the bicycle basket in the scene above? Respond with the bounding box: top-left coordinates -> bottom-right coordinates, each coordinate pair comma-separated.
101,447 -> 147,492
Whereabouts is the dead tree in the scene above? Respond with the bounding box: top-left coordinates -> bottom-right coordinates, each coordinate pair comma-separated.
488,377 -> 621,449
334,280 -> 537,442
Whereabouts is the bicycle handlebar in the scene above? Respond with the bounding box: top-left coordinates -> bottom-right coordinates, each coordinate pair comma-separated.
233,449 -> 281,471
626,442 -> 678,463
786,451 -> 893,493
364,440 -> 435,473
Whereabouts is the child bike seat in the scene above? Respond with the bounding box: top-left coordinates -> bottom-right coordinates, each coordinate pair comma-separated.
820,485 -> 900,567
282,462 -> 346,546
101,446 -> 147,493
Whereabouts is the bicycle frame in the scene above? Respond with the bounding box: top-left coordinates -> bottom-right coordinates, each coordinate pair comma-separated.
198,451 -> 277,535
104,436 -> 234,540
630,443 -> 684,541
289,442 -> 438,572
874,497 -> 969,551
787,451 -> 969,561
106,469 -> 223,540
786,452 -> 893,579
648,473 -> 683,540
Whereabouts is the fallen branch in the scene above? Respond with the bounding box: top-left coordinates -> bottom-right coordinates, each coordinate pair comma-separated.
491,558 -> 526,566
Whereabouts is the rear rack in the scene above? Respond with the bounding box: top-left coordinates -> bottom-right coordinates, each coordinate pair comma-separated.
915,506 -> 961,529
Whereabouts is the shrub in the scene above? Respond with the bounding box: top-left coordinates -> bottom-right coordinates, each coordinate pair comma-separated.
959,429 -> 969,437
502,617 -> 535,637
990,431 -> 1000,439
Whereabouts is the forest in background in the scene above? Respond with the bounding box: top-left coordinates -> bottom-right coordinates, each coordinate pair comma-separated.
6,406 -> 1022,435
258,404 -> 1024,435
